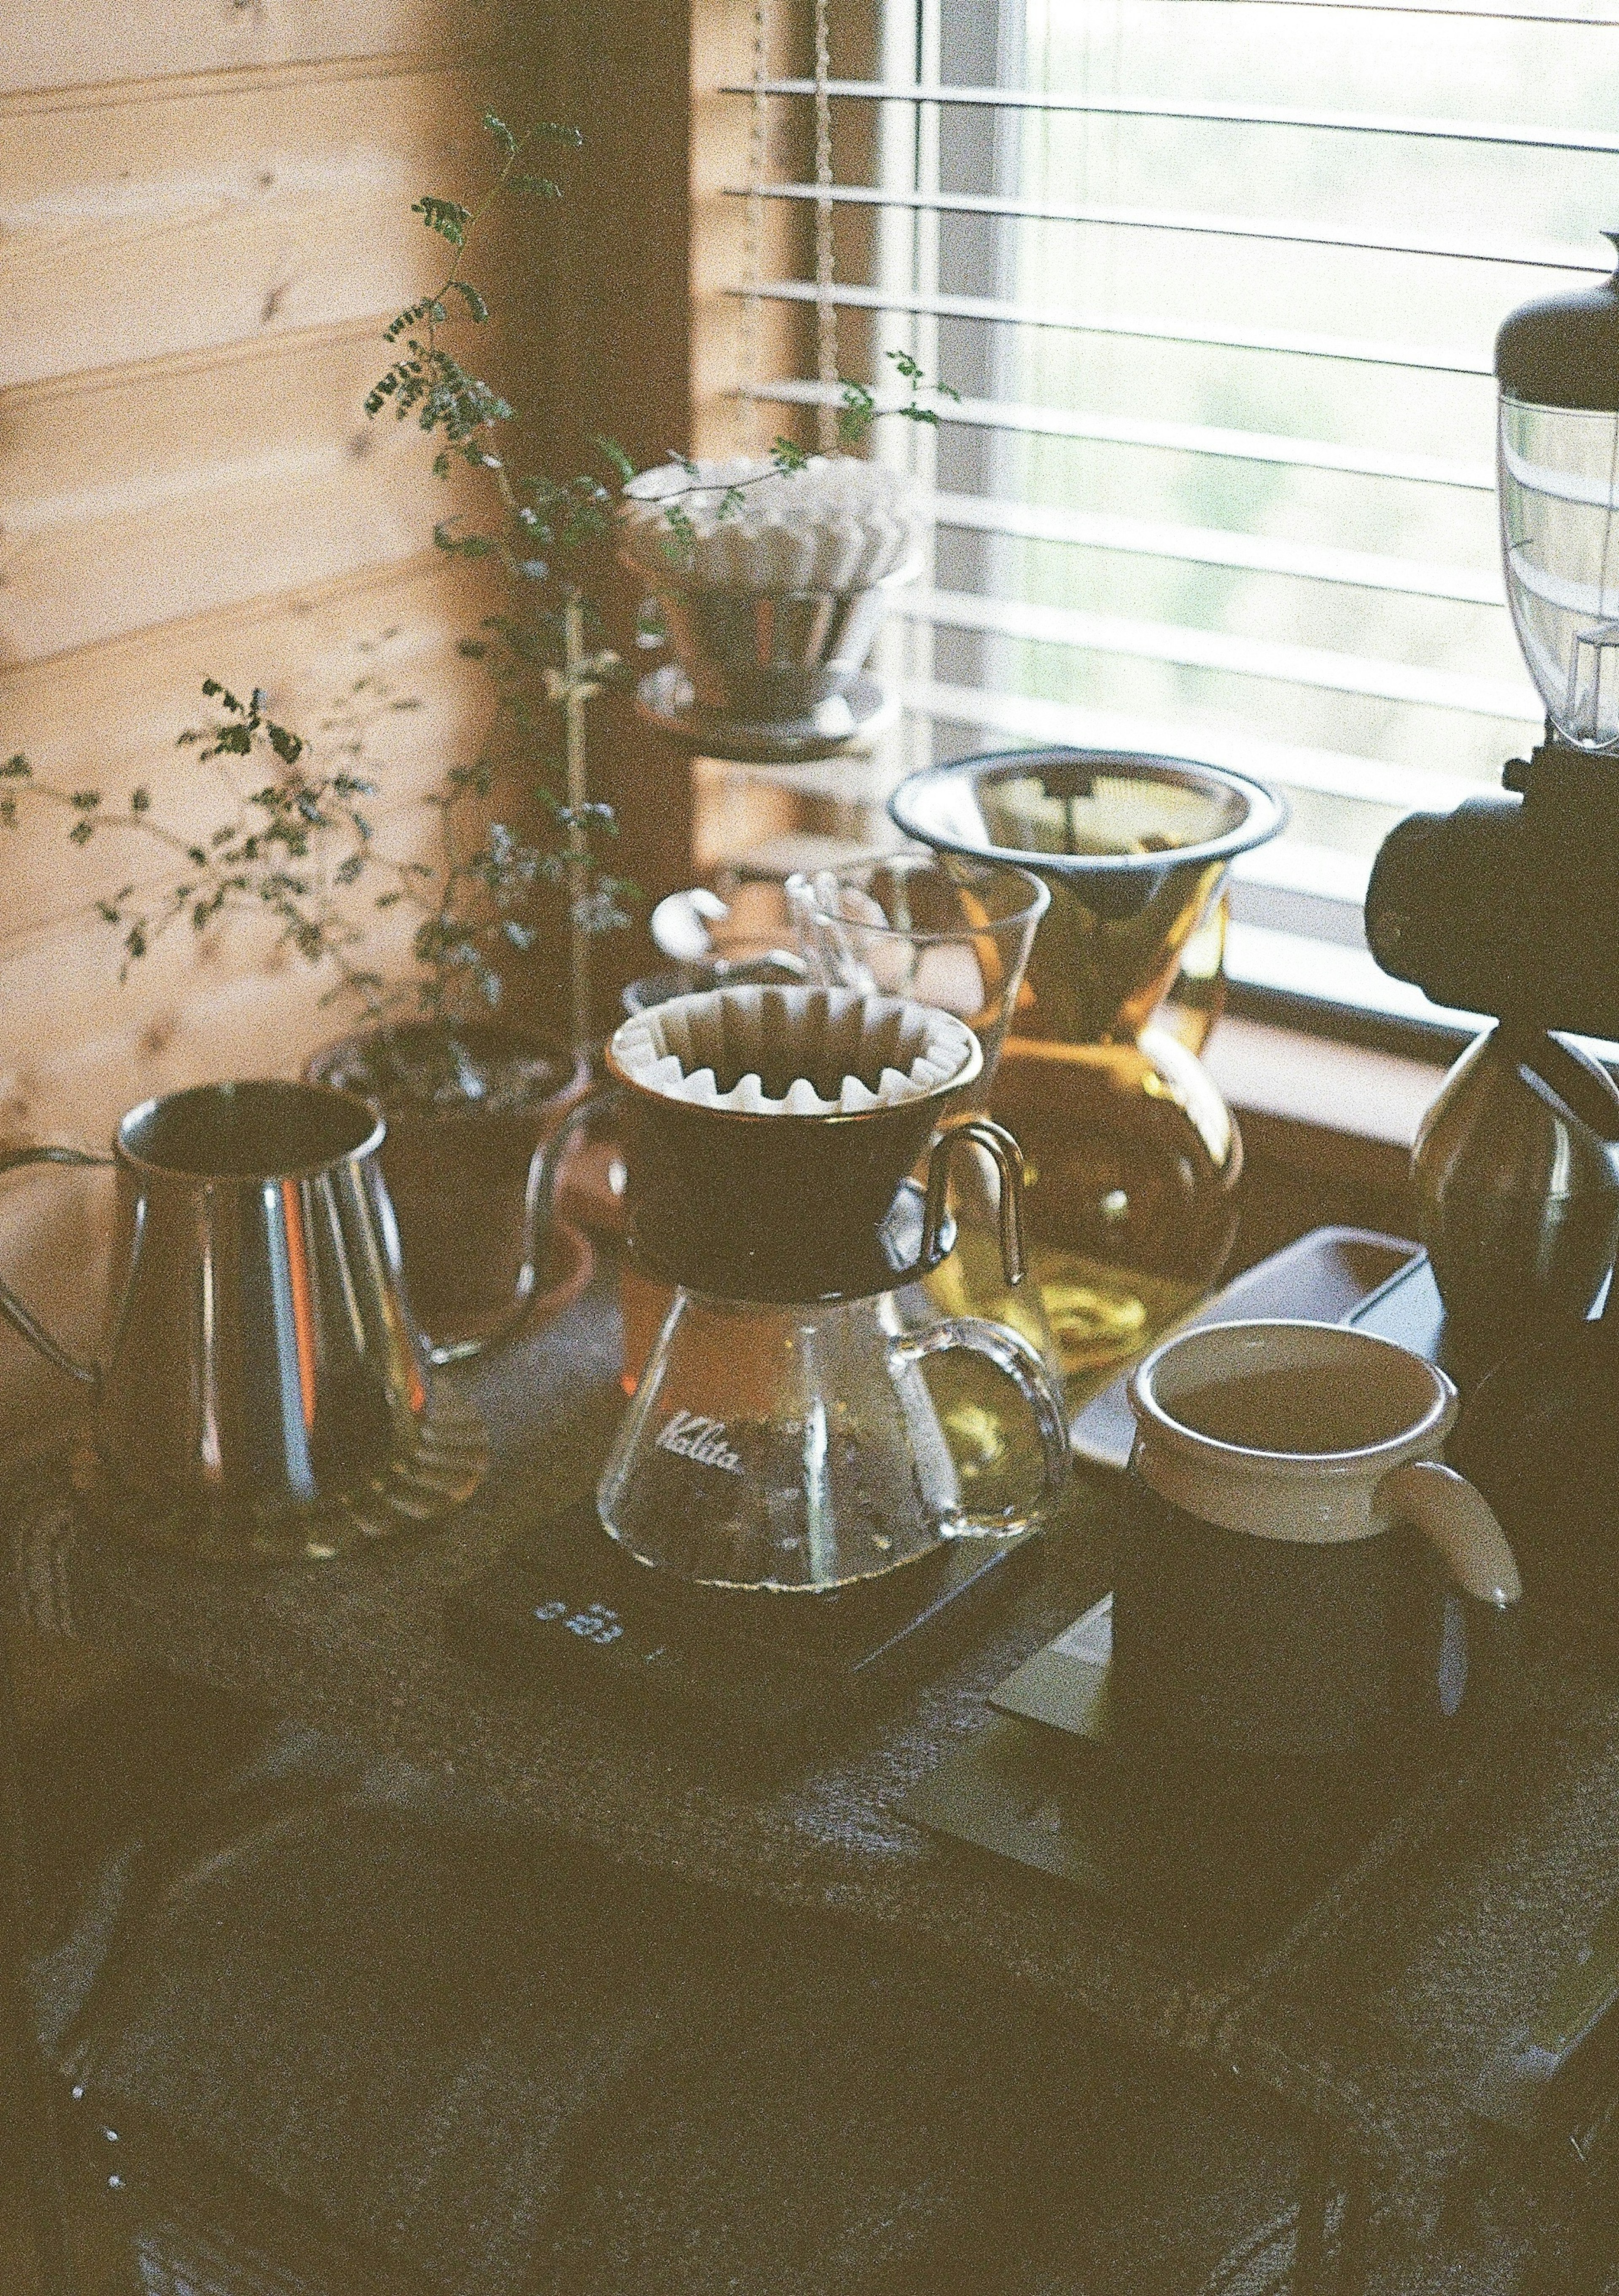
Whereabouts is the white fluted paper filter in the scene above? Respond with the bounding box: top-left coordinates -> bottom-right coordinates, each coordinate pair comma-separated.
617,455 -> 918,592
608,986 -> 979,1116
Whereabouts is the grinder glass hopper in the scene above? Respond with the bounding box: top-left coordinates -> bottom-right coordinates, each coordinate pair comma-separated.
598,986 -> 1070,1592
1498,234 -> 1619,755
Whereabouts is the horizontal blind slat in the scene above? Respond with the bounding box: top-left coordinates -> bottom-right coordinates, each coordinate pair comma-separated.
742,382 -> 1495,489
724,81 -> 1619,152
928,491 -> 1503,603
902,681 -> 1490,810
1073,1 -> 1619,22
742,279 -> 1494,375
899,589 -> 1542,718
735,183 -> 1602,273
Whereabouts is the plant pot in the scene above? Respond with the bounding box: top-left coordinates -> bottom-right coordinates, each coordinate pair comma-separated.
306,1023 -> 593,1352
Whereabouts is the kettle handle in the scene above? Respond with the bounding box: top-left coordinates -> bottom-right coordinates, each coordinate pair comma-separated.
424,1088 -> 613,1367
887,1317 -> 1070,1536
0,1146 -> 113,1390
920,1116 -> 1027,1286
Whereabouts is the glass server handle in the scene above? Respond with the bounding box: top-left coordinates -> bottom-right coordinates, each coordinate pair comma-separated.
888,1316 -> 1070,1537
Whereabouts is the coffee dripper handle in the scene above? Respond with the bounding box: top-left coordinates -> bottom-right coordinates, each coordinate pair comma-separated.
888,1317 -> 1071,1534
921,1116 -> 1028,1285
424,1088 -> 614,1368
0,1146 -> 113,1390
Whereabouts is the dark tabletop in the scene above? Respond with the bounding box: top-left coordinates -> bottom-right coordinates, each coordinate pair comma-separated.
9,1263 -> 1619,2235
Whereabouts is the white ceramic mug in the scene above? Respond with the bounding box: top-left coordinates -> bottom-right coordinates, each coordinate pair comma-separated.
1116,1319 -> 1521,1781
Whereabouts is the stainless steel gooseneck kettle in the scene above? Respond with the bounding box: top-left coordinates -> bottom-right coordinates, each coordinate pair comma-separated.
0,1077 -> 587,1563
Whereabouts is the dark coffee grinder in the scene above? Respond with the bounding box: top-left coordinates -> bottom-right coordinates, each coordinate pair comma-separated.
1365,239 -> 1619,1611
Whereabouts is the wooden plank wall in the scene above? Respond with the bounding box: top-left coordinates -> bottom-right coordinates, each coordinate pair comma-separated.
0,2 -> 697,1445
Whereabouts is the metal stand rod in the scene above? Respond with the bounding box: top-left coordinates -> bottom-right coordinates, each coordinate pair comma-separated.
1293,2118 -> 1374,2296
0,1614 -> 78,2296
563,592 -> 592,1057
1293,2119 -> 1335,2296
1334,2164 -> 1371,2296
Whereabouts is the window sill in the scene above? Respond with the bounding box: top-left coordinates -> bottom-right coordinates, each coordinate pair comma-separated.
1203,1012 -> 1446,1198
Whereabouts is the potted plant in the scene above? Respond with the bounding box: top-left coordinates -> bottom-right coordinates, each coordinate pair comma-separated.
2,658 -> 605,1348
5,113 -> 631,1347
310,110 -> 632,1339
2,111 -> 955,1346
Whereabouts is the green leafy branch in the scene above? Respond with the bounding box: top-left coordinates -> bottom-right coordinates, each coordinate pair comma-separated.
1,687 -> 384,988
0,657 -> 635,1059
363,108 -> 632,1005
835,348 -> 962,445
631,350 -> 957,562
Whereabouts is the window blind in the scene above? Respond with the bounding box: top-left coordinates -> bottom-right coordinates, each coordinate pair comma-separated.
719,0 -> 1619,1033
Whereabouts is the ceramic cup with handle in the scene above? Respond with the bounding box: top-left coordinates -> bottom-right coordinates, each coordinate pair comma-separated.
1116,1318 -> 1521,1797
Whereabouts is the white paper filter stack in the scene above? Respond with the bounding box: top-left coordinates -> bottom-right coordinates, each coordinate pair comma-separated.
609,986 -> 978,1116
617,456 -> 918,592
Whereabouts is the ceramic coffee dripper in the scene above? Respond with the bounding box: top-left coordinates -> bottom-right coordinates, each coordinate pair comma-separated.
597,984 -> 1070,1591
1117,1319 -> 1521,1802
0,1080 -> 510,1564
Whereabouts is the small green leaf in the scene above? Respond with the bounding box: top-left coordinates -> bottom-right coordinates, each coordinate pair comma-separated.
0,754 -> 31,780
411,195 -> 471,247
481,110 -> 518,156
448,280 -> 489,323
593,434 -> 637,482
130,786 -> 151,813
660,503 -> 696,554
837,378 -> 876,444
